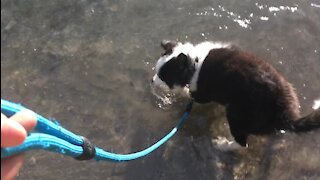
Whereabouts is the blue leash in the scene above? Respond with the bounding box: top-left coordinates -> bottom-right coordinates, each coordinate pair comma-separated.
1,99 -> 193,161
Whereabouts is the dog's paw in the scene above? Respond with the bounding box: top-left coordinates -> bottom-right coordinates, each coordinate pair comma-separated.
211,136 -> 245,151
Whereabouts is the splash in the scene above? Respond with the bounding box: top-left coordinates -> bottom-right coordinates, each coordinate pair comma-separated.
191,3 -> 302,30
312,99 -> 320,110
268,5 -> 298,13
191,5 -> 252,29
311,3 -> 320,8
151,84 -> 176,109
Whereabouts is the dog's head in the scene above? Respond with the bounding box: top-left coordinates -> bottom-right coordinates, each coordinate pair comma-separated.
151,40 -> 196,96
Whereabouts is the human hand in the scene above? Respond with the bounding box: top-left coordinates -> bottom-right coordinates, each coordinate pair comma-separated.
1,110 -> 37,180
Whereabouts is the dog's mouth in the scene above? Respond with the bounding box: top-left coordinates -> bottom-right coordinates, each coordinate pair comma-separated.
151,80 -> 191,110
151,73 -> 178,109
151,82 -> 176,109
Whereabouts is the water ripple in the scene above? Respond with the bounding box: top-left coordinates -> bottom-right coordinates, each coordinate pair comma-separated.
191,3 -> 303,29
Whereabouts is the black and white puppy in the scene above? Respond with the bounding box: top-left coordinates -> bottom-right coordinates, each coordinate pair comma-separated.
152,40 -> 320,147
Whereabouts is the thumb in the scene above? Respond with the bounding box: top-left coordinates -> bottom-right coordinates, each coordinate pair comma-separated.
1,114 -> 27,147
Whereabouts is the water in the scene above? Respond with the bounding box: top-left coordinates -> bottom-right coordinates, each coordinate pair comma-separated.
1,0 -> 320,179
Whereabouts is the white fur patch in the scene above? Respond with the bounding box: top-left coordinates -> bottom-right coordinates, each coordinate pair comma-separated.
152,74 -> 170,91
189,41 -> 231,91
155,42 -> 194,73
154,41 -> 231,95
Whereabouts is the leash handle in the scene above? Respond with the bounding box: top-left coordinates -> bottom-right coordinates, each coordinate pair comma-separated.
1,99 -> 83,145
1,99 -> 94,160
1,99 -> 192,161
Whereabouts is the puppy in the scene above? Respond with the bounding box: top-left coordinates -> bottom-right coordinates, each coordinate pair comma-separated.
152,40 -> 320,147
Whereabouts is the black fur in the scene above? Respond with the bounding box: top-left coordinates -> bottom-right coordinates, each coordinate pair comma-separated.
158,53 -> 195,88
190,47 -> 320,146
155,41 -> 320,146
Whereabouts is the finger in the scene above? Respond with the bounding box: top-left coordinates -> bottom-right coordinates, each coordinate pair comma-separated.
9,110 -> 37,132
1,116 -> 27,147
1,154 -> 24,180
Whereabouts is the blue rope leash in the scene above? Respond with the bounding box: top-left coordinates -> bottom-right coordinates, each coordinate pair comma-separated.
1,99 -> 193,161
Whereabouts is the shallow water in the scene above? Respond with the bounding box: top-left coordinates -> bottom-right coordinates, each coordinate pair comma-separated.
1,0 -> 320,179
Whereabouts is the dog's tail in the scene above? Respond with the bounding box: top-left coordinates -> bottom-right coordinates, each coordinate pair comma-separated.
284,108 -> 320,132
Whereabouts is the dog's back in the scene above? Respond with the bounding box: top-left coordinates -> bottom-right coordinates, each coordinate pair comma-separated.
192,47 -> 301,135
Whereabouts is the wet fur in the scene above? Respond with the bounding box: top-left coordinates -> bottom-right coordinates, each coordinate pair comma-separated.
153,41 -> 320,146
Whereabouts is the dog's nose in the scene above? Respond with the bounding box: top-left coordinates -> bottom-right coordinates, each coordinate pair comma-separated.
151,78 -> 154,83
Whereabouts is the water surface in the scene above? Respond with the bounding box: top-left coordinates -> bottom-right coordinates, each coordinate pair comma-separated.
1,0 -> 320,179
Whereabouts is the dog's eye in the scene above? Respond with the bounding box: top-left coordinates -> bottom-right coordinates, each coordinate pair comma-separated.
162,51 -> 170,56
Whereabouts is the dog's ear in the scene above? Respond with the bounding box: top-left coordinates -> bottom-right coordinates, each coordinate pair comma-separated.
175,53 -> 195,86
161,40 -> 177,54
176,53 -> 189,65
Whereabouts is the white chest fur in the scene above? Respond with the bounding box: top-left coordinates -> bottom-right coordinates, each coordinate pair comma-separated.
189,42 -> 230,91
